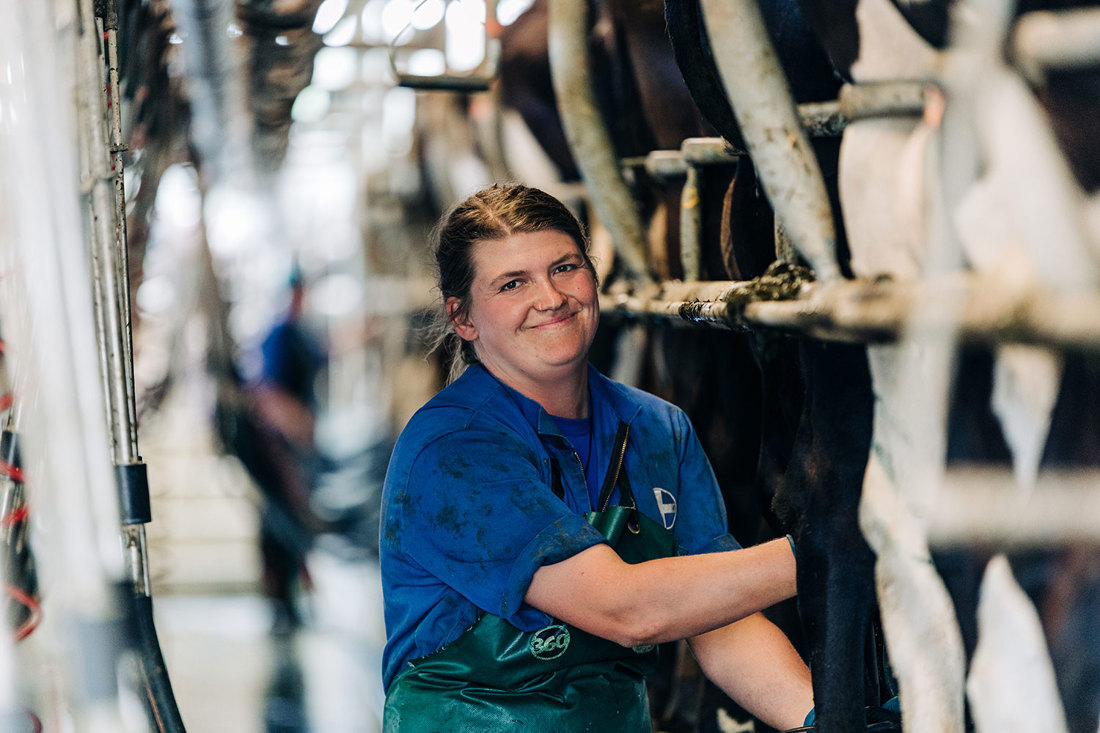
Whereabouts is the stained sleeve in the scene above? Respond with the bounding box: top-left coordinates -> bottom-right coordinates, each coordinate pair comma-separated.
391,427 -> 608,627
671,408 -> 743,556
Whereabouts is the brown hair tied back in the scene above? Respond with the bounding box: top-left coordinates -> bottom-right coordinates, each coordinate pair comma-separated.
428,183 -> 596,381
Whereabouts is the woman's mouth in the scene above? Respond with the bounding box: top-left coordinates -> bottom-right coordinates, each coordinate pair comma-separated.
529,311 -> 576,329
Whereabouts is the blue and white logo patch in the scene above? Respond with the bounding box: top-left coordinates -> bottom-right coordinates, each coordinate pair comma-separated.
652,487 -> 677,529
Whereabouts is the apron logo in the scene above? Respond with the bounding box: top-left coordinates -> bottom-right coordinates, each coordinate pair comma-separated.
632,644 -> 655,654
529,624 -> 571,661
653,487 -> 677,529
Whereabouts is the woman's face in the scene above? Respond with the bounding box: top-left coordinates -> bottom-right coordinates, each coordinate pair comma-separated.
448,230 -> 599,388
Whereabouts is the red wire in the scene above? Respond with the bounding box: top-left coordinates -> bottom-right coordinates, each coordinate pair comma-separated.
7,585 -> 42,642
2,506 -> 28,526
0,460 -> 23,483
26,711 -> 42,733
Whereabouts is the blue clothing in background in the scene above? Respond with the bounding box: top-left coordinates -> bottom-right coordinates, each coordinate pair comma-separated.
260,319 -> 324,408
379,363 -> 741,692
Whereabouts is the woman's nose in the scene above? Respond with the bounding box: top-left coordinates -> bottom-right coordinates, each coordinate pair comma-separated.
534,279 -> 567,311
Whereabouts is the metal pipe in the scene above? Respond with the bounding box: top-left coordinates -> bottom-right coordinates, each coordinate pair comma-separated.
79,0 -> 138,467
682,137 -> 743,164
1012,7 -> 1100,83
680,166 -> 702,281
838,82 -> 928,121
392,0 -> 501,91
103,7 -> 140,458
548,0 -> 652,284
797,100 -> 847,137
698,0 -> 841,283
599,275 -> 1100,349
644,150 -> 688,180
928,468 -> 1100,547
75,0 -> 186,729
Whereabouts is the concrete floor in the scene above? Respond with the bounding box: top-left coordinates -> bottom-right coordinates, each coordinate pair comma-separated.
139,361 -> 389,733
154,557 -> 385,733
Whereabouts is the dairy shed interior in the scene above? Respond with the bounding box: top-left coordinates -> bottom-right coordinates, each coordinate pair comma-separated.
2,0 -> 1100,731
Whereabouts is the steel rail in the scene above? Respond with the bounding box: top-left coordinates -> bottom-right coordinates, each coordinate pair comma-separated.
599,274 -> 1100,350
928,467 -> 1100,547
1012,7 -> 1100,83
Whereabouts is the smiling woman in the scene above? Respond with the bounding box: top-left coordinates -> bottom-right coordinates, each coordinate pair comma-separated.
378,183 -> 813,732
449,230 -> 599,416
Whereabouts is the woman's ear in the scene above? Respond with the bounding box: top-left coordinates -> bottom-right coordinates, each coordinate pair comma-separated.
446,297 -> 477,341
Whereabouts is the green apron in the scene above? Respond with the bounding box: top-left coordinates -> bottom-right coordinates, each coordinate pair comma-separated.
384,424 -> 679,732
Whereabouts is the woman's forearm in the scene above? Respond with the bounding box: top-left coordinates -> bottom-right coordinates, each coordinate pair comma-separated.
690,613 -> 814,730
526,537 -> 797,647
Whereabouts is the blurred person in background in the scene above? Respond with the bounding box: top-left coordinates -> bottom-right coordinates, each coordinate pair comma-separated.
252,268 -> 327,632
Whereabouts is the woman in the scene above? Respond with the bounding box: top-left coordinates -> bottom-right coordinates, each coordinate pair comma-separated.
380,184 -> 813,730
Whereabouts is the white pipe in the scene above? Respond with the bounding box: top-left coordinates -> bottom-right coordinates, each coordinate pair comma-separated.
698,0 -> 841,283
1012,8 -> 1100,83
929,468 -> 1100,546
547,0 -> 652,284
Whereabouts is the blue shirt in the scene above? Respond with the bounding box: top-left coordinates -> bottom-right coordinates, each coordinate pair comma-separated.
379,363 -> 741,691
259,317 -> 324,408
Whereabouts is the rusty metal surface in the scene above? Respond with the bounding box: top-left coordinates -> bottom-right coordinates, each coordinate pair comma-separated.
601,274 -> 1100,349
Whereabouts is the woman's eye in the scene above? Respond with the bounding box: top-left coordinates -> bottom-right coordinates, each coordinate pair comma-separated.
554,263 -> 579,274
500,279 -> 521,292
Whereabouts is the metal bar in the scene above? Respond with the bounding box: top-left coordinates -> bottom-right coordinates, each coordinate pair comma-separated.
797,99 -> 847,137
393,0 -> 501,91
600,275 -> 1100,349
1012,7 -> 1100,83
394,72 -> 494,93
838,82 -> 928,121
103,9 -> 140,464
548,0 -> 652,284
645,150 -> 688,180
682,137 -> 743,164
80,2 -> 137,467
680,165 -> 702,281
928,468 -> 1100,547
698,0 -> 841,283
76,1 -> 186,729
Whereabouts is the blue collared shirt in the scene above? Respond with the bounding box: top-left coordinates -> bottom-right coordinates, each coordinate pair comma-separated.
379,363 -> 740,691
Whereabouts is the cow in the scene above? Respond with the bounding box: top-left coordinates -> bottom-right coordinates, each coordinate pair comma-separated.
789,0 -> 1100,730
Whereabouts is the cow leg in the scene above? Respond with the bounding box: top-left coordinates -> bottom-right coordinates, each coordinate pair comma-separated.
774,340 -> 876,732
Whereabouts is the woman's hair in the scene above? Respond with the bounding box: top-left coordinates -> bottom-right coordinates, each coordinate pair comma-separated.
428,183 -> 596,381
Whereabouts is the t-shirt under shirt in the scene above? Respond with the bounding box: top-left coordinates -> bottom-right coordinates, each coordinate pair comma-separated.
549,412 -> 602,510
